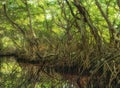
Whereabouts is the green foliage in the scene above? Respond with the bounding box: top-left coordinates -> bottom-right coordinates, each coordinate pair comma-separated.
0,0 -> 120,88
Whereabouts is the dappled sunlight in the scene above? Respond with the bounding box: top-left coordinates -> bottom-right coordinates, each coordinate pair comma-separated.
0,0 -> 120,88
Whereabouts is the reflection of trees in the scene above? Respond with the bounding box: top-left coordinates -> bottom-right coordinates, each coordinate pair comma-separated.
0,0 -> 120,88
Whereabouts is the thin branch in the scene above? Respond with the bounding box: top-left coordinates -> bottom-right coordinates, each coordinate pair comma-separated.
3,4 -> 25,35
105,0 -> 111,17
95,0 -> 115,41
117,0 -> 120,9
73,0 -> 102,53
24,0 -> 36,38
65,0 -> 80,20
95,0 -> 113,28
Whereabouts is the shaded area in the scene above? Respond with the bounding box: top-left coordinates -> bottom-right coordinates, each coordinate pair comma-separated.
0,0 -> 120,88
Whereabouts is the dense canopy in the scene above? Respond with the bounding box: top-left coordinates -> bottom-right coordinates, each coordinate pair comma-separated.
0,0 -> 120,88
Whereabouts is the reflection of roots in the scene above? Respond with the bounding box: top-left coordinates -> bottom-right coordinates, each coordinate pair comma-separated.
77,76 -> 90,88
76,72 -> 120,88
18,65 -> 42,87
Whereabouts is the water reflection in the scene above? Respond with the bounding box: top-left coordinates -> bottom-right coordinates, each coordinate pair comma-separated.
63,81 -> 76,88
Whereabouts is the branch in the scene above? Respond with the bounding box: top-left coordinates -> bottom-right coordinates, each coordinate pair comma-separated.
0,51 -> 42,65
73,0 -> 102,52
73,0 -> 88,22
0,49 -> 58,66
117,0 -> 120,9
3,4 -> 25,35
24,0 -> 36,38
95,0 -> 115,41
65,0 -> 80,20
